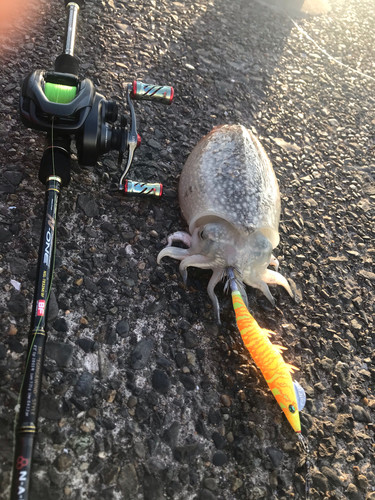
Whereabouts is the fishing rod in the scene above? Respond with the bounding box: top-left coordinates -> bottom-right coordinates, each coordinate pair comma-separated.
11,2 -> 174,499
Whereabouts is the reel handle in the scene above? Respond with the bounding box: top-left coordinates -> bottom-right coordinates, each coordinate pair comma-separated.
131,81 -> 174,105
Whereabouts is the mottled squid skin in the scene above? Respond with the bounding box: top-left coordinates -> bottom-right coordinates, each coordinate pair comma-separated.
157,124 -> 293,322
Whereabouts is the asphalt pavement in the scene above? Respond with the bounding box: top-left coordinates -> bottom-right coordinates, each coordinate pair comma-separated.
0,0 -> 374,499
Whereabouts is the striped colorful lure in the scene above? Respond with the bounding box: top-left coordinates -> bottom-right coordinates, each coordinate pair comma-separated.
228,269 -> 306,433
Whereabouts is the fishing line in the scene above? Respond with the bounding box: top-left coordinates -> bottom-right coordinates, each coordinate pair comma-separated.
288,16 -> 375,82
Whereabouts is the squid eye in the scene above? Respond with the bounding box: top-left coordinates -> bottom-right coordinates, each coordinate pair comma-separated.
289,404 -> 296,414
199,229 -> 205,239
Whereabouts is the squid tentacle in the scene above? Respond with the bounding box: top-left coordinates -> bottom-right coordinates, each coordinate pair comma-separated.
262,269 -> 294,298
207,268 -> 225,324
166,231 -> 192,248
179,255 -> 213,284
243,275 -> 276,307
157,247 -> 189,264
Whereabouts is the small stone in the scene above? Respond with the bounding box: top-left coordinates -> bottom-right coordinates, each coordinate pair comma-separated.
320,466 -> 343,487
56,454 -> 73,472
196,348 -> 204,360
173,443 -> 204,463
105,328 -> 117,345
186,351 -> 196,365
8,291 -> 27,316
10,257 -> 27,275
175,352 -> 186,368
127,396 -> 138,408
0,228 -> 12,243
182,331 -> 199,348
314,382 -> 326,392
98,350 -> 112,379
208,408 -> 221,425
232,477 -> 243,492
84,277 -> 98,293
221,394 -> 232,407
75,372 -> 94,397
135,404 -> 149,422
47,291 -> 59,322
266,447 -> 284,468
7,324 -> 17,336
75,278 -> 83,286
269,471 -> 278,489
88,408 -> 98,419
148,139 -> 162,150
0,344 -> 6,360
152,369 -> 170,394
107,390 -> 116,403
352,405 -> 371,423
156,357 -> 172,369
80,418 -> 95,433
179,373 -> 195,391
70,435 -> 94,456
118,463 -> 138,499
77,194 -> 99,217
320,356 -> 334,372
131,339 -> 154,370
53,318 -> 68,332
198,490 -> 216,500
328,118 -> 339,127
102,465 -> 119,486
134,442 -> 146,459
212,432 -> 226,450
350,318 -> 362,331
212,451 -> 228,466
358,270 -> 375,281
347,483 -> 361,500
45,342 -> 74,368
80,316 -> 88,325
6,337 -> 23,353
357,475 -> 369,490
77,338 -> 94,353
4,171 -> 22,186
116,320 -> 129,337
311,471 -> 329,492
203,478 -> 218,491
162,421 -> 180,448
39,394 -> 62,420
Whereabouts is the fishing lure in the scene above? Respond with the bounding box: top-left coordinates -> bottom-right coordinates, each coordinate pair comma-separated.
227,268 -> 306,433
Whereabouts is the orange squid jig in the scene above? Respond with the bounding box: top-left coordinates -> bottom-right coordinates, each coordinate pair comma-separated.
227,268 -> 306,433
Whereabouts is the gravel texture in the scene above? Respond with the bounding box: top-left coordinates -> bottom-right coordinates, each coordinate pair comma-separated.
0,0 -> 375,499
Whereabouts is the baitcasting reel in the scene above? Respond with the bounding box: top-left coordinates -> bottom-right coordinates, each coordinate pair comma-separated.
20,69 -> 174,194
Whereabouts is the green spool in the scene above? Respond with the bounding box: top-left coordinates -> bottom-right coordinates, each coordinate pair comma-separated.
44,82 -> 77,103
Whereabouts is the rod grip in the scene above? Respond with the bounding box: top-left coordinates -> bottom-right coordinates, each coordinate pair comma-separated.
39,144 -> 71,187
131,81 -> 174,105
10,434 -> 34,500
